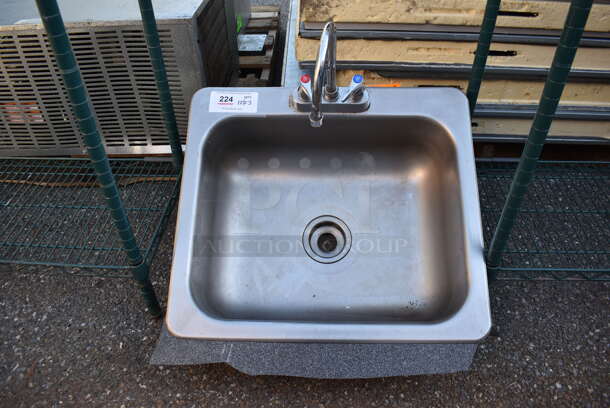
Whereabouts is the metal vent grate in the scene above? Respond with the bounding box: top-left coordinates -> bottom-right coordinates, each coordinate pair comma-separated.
0,26 -> 188,154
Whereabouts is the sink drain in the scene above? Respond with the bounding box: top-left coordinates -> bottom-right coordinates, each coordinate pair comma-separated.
303,216 -> 351,263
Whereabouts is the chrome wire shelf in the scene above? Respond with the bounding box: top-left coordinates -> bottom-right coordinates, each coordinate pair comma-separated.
477,160 -> 610,281
0,157 -> 179,277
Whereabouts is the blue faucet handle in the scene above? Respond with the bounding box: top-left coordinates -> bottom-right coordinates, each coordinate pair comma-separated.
343,74 -> 366,102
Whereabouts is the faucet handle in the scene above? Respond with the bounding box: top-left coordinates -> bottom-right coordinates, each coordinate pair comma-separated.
341,74 -> 366,102
297,74 -> 312,101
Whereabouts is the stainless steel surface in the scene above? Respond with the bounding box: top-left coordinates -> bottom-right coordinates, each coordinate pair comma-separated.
0,0 -> 237,156
280,0 -> 299,87
166,86 -> 491,342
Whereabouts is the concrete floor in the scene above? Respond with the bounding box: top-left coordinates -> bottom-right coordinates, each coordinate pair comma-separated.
1,214 -> 608,407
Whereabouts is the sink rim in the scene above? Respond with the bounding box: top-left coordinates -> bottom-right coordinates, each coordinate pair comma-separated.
166,87 -> 491,343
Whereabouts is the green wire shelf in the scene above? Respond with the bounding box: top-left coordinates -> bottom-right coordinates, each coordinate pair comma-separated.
477,160 -> 610,281
0,157 -> 180,278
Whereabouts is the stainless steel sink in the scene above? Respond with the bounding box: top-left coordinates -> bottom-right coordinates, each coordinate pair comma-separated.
166,87 -> 491,342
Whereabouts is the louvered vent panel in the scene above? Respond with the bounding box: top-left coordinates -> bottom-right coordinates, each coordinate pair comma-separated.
0,26 -> 189,153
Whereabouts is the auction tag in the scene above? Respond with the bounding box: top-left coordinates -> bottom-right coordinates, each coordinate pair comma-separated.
209,91 -> 258,113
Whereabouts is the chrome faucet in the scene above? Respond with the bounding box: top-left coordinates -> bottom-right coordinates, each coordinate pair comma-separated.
310,21 -> 338,127
290,21 -> 370,127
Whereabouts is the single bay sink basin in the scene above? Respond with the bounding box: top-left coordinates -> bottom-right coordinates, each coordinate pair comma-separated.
167,87 -> 491,342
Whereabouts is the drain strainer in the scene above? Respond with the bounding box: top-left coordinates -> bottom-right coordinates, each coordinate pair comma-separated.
303,215 -> 351,263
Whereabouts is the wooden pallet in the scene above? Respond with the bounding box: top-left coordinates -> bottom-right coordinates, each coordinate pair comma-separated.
237,6 -> 280,87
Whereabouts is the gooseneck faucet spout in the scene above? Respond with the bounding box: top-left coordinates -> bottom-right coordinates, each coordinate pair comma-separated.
290,21 -> 369,124
309,21 -> 337,127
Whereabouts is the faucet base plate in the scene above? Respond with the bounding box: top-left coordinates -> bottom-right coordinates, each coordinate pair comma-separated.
290,87 -> 371,113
